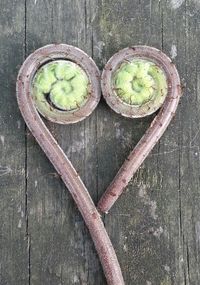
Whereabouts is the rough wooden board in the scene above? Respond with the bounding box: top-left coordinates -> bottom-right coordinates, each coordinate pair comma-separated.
93,1 -> 164,284
1,0 -> 200,284
163,1 -> 200,283
25,0 -> 104,284
94,0 -> 200,284
0,1 -> 28,285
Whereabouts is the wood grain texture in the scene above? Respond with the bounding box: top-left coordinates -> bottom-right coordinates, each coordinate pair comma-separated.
0,1 -> 28,284
1,0 -> 200,284
25,1 -> 104,285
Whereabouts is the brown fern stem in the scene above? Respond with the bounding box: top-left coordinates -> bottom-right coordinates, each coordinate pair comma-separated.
98,46 -> 182,213
16,44 -> 125,285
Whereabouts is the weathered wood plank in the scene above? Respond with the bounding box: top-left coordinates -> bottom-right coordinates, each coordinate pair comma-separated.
1,0 -> 200,284
26,0 -> 103,284
0,1 -> 28,285
94,1 -> 166,284
94,0 -> 200,284
161,1 -> 200,284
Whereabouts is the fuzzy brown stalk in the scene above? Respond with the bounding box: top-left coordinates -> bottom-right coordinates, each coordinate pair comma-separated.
98,46 -> 182,213
16,44 -> 125,285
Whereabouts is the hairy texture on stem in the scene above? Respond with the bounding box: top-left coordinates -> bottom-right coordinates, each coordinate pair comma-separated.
16,44 -> 125,285
98,46 -> 182,213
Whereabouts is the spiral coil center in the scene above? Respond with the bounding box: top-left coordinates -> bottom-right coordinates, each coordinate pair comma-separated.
32,60 -> 89,111
113,59 -> 168,106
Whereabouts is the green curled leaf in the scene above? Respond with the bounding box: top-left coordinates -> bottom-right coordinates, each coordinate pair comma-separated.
124,63 -> 138,75
71,73 -> 88,89
35,67 -> 57,94
32,60 -> 89,111
113,59 -> 167,106
55,62 -> 71,80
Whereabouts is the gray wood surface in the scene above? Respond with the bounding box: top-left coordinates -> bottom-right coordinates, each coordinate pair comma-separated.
1,0 -> 200,284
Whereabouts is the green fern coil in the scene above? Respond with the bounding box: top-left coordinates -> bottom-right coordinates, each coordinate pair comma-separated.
113,59 -> 168,106
32,60 -> 89,111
